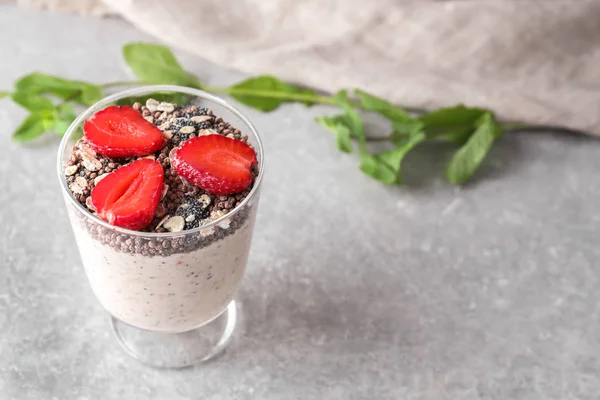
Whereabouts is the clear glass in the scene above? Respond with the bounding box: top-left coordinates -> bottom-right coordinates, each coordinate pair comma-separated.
56,85 -> 264,368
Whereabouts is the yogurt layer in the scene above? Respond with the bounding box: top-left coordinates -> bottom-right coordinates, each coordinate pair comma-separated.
71,217 -> 255,332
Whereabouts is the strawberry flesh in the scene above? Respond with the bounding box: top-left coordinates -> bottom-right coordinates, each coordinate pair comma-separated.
171,135 -> 257,195
84,105 -> 165,158
91,159 -> 164,230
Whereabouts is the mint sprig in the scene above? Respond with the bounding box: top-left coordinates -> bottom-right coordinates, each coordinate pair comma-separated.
445,112 -> 502,184
2,42 -> 514,185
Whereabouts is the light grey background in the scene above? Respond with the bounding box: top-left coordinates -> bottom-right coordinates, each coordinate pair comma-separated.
1,5 -> 600,400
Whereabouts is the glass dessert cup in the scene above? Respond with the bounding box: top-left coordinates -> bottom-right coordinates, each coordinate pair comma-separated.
57,85 -> 264,368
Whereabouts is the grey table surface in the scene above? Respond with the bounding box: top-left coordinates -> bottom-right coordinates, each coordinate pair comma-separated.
1,5 -> 600,400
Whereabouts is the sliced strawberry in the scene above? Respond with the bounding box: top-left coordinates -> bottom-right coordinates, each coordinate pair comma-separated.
91,159 -> 164,230
171,135 -> 257,195
84,105 -> 165,158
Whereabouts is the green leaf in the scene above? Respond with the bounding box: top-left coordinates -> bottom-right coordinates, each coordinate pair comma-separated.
360,130 -> 426,184
391,121 -> 424,146
15,72 -> 103,105
445,112 -> 502,184
315,115 -> 353,153
16,73 -> 77,97
12,92 -> 55,111
391,120 -> 421,137
229,75 -> 318,112
378,131 -> 426,176
55,104 -> 77,136
80,85 -> 104,105
359,154 -> 398,184
418,105 -> 487,145
439,127 -> 474,146
332,90 -> 366,151
12,110 -> 56,142
354,90 -> 424,140
355,89 -> 413,122
0,91 -> 11,99
123,42 -> 200,87
419,105 -> 486,130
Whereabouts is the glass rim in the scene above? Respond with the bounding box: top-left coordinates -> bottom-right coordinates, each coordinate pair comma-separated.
56,84 -> 265,238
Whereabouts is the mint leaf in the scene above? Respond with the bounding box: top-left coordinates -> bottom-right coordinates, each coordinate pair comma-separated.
55,104 -> 77,136
439,127 -> 474,146
332,90 -> 365,149
315,115 -> 353,153
378,131 -> 426,179
0,91 -> 10,99
15,72 -> 102,106
229,75 -> 318,112
80,85 -> 104,105
445,112 -> 502,184
12,92 -> 54,111
392,120 -> 422,137
419,105 -> 486,130
418,105 -> 487,145
13,110 -> 56,142
16,73 -> 78,98
360,131 -> 425,184
355,89 -> 413,122
354,90 -> 423,140
391,121 -> 424,146
123,42 -> 201,87
359,154 -> 397,184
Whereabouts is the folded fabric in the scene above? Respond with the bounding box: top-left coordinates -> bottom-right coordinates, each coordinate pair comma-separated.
15,0 -> 600,135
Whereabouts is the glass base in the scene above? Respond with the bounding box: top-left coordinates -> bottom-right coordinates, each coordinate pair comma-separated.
110,300 -> 237,368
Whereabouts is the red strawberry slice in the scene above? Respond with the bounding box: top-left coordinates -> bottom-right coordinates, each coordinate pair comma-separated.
84,105 -> 165,158
171,135 -> 257,195
91,159 -> 164,230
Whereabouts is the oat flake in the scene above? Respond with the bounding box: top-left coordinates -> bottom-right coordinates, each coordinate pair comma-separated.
146,98 -> 159,112
75,176 -> 88,189
157,102 -> 175,112
65,165 -> 78,176
70,183 -> 84,195
198,129 -> 218,136
163,216 -> 185,232
191,115 -> 212,123
180,126 -> 196,134
81,154 -> 101,171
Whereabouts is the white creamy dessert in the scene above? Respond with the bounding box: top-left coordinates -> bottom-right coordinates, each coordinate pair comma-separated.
62,99 -> 261,335
70,210 -> 256,332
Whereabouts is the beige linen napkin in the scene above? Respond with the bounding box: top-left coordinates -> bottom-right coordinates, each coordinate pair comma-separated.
13,0 -> 600,134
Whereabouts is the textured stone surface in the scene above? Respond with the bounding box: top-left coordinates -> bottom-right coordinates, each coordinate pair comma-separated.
2,5 -> 600,400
